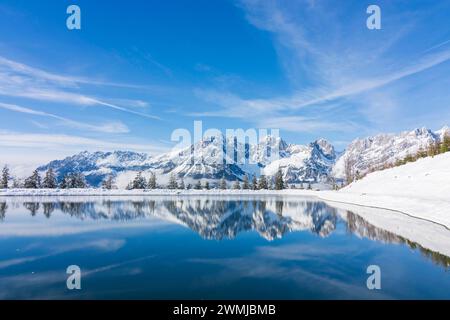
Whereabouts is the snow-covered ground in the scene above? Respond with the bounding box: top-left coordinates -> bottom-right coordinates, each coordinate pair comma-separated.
320,152 -> 450,229
1,153 -> 450,228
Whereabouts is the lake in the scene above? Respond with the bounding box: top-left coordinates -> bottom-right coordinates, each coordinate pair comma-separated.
0,195 -> 449,299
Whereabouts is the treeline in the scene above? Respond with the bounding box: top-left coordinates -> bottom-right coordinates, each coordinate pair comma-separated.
125,168 -> 287,190
1,166 -> 295,191
0,167 -> 88,189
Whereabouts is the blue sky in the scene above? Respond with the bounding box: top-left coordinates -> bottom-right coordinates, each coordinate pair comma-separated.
1,0 -> 450,170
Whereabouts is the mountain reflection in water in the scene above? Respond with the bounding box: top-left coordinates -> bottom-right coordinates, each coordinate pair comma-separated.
0,198 -> 449,269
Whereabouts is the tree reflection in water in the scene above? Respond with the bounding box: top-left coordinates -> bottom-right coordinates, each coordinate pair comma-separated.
0,198 -> 448,268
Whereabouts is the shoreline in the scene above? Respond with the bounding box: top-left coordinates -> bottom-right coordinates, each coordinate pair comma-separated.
1,188 -> 450,229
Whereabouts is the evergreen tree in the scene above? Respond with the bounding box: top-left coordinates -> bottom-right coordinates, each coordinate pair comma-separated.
42,168 -> 57,189
179,179 -> 185,190
219,177 -> 227,190
251,175 -> 258,190
12,179 -> 22,188
72,173 -> 87,188
168,173 -> 178,189
204,181 -> 210,190
233,180 -> 241,190
1,165 -> 10,189
101,175 -> 115,190
440,134 -> 450,153
125,182 -> 133,190
274,168 -> 284,190
147,172 -> 157,189
257,175 -> 268,189
59,174 -> 70,189
242,175 -> 250,190
194,180 -> 202,190
24,170 -> 41,189
427,141 -> 440,157
0,202 -> 7,221
307,182 -> 312,190
299,182 -> 304,189
132,172 -> 146,189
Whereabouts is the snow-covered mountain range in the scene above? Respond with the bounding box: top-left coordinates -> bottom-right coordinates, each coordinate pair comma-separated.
35,126 -> 449,188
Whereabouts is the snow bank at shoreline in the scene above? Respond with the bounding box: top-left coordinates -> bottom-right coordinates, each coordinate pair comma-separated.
320,152 -> 450,229
0,188 -> 317,197
1,187 -> 449,229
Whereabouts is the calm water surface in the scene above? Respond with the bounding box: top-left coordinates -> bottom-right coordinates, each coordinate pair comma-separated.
0,196 -> 449,299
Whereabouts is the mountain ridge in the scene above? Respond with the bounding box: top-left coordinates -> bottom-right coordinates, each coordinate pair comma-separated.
35,126 -> 449,188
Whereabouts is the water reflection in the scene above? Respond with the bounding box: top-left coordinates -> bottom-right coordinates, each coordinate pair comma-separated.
0,198 -> 449,268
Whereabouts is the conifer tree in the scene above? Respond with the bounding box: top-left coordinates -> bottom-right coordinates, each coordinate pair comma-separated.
24,170 -> 41,189
251,175 -> 258,190
168,173 -> 178,189
42,168 -> 57,189
12,179 -> 22,188
132,172 -> 146,189
440,134 -> 450,153
1,165 -> 10,189
233,180 -> 241,190
101,175 -> 115,190
258,175 -> 268,189
274,168 -> 285,190
147,172 -> 157,189
179,179 -> 185,190
219,177 -> 227,190
204,181 -> 210,190
242,175 -> 250,190
195,180 -> 202,190
72,173 -> 87,188
59,174 -> 70,189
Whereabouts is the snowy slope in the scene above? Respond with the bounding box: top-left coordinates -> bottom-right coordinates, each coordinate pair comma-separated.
322,152 -> 450,228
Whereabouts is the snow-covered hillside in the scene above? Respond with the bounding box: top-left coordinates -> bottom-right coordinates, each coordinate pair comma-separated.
322,152 -> 450,228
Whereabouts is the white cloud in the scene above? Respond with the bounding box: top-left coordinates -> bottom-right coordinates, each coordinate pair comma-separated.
190,0 -> 450,135
0,130 -> 167,152
258,116 -> 358,133
0,102 -> 130,133
0,55 -> 161,120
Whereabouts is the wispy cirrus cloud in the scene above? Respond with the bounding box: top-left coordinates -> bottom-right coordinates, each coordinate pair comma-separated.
0,55 -> 161,120
191,0 -> 450,135
0,55 -> 162,90
0,130 -> 168,154
258,116 -> 359,133
0,102 -> 130,133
